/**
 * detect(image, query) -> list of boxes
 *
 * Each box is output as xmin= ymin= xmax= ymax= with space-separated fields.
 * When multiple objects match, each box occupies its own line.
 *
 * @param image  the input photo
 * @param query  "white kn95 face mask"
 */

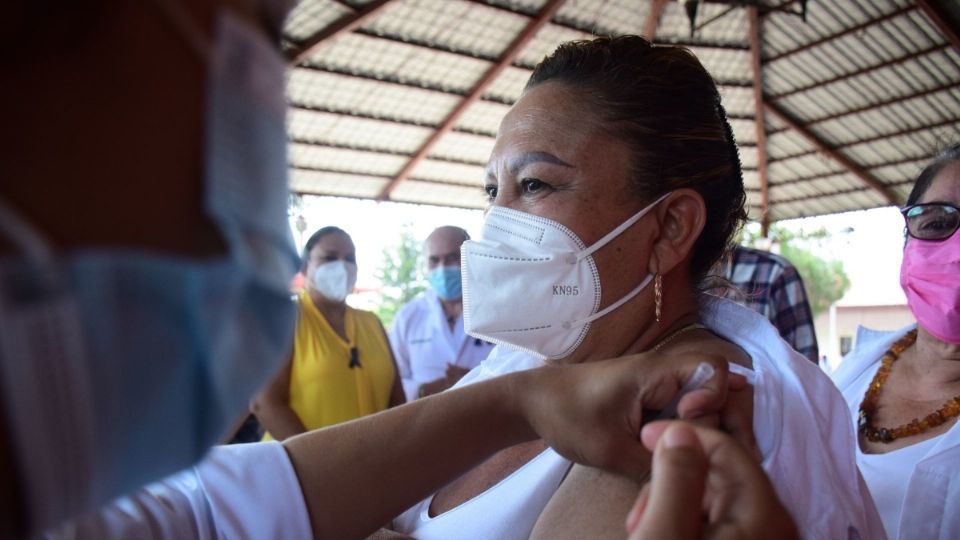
xmin=461 ymin=193 xmax=670 ymax=360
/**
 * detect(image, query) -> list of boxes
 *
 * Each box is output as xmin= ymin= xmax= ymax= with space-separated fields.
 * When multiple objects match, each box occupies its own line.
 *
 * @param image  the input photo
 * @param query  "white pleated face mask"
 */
xmin=461 ymin=193 xmax=670 ymax=360
xmin=312 ymin=260 xmax=358 ymax=302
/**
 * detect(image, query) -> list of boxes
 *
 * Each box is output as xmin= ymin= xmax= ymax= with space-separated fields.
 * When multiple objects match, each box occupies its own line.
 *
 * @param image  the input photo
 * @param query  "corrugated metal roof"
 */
xmin=281 ymin=0 xmax=960 ymax=221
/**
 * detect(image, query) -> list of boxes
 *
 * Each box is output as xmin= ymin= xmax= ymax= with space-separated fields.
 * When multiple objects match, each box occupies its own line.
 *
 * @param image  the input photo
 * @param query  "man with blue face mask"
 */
xmin=390 ymin=226 xmax=495 ymax=400
xmin=0 ymin=0 xmax=780 ymax=538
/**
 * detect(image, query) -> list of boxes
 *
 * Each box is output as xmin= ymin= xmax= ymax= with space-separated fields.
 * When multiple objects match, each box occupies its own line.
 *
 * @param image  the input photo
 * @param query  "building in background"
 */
xmin=815 ymin=290 xmax=913 ymax=374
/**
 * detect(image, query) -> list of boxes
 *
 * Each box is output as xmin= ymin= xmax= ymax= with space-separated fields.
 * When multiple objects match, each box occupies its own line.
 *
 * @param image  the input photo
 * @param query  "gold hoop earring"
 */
xmin=654 ymin=273 xmax=662 ymax=323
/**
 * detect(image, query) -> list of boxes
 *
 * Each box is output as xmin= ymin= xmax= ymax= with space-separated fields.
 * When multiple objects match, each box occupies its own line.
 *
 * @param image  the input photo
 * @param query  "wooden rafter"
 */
xmin=806 ymin=81 xmax=956 ymax=125
xmin=769 ymin=43 xmax=949 ymax=100
xmin=916 ymin=0 xmax=960 ymax=53
xmin=759 ymin=0 xmax=799 ymax=17
xmin=643 ymin=0 xmax=668 ymax=40
xmin=772 ymin=185 xmax=883 ymax=207
xmin=764 ymin=101 xmax=900 ymax=205
xmin=747 ymin=6 xmax=771 ymax=236
xmin=459 ymin=0 xmax=748 ymax=50
xmin=376 ymin=0 xmax=567 ymax=201
xmin=289 ymin=136 xmax=489 ymax=167
xmin=291 ymin=168 xmax=485 ymax=211
xmin=286 ymin=0 xmax=396 ymax=66
xmin=765 ymin=5 xmax=914 ymax=63
xmin=770 ymin=118 xmax=959 ymax=162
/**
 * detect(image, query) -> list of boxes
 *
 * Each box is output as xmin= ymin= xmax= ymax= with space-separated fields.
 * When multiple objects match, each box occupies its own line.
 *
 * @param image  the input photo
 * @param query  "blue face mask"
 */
xmin=0 ymin=6 xmax=297 ymax=532
xmin=428 ymin=266 xmax=463 ymax=301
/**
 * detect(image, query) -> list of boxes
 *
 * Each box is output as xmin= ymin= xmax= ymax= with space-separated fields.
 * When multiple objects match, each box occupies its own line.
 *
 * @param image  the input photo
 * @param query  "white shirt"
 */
xmin=395 ymin=296 xmax=884 ymax=540
xmin=858 ymin=437 xmax=938 ymax=538
xmin=389 ymin=289 xmax=495 ymax=401
xmin=831 ymin=324 xmax=960 ymax=540
xmin=46 ymin=442 xmax=311 ymax=539
xmin=393 ymin=347 xmax=566 ymax=540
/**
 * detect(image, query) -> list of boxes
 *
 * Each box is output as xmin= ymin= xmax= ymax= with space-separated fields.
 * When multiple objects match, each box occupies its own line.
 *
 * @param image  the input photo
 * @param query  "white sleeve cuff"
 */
xmin=195 ymin=442 xmax=313 ymax=539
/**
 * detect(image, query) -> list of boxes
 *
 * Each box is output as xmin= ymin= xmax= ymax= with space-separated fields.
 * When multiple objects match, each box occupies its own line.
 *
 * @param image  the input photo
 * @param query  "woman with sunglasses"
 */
xmin=830 ymin=143 xmax=960 ymax=540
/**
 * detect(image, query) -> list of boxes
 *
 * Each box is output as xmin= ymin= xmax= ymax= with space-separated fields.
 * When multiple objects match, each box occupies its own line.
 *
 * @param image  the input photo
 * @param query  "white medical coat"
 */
xmin=831 ymin=324 xmax=960 ymax=540
xmin=46 ymin=442 xmax=311 ymax=539
xmin=389 ymin=290 xmax=494 ymax=401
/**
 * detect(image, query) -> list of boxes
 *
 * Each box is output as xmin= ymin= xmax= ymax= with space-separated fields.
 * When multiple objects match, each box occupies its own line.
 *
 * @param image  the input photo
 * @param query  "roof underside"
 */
xmin=281 ymin=0 xmax=960 ymax=222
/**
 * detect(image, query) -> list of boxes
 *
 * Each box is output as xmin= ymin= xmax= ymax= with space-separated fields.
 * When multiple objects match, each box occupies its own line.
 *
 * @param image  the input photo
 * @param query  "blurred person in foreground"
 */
xmin=253 ymin=226 xmax=404 ymax=440
xmin=830 ymin=143 xmax=960 ymax=539
xmin=0 ymin=1 xmax=759 ymax=538
xmin=391 ymin=226 xmax=494 ymax=400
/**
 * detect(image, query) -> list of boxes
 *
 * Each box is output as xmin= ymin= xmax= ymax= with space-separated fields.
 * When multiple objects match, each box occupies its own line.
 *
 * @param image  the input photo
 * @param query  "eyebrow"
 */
xmin=485 ymin=151 xmax=574 ymax=179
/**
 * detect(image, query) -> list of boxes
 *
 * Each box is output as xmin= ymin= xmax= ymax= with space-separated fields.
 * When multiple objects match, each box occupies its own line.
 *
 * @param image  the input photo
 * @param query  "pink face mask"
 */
xmin=900 ymin=233 xmax=960 ymax=344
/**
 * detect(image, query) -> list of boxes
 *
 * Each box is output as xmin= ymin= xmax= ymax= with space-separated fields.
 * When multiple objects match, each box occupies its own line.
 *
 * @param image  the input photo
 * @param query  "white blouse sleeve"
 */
xmin=46 ymin=442 xmax=313 ymax=540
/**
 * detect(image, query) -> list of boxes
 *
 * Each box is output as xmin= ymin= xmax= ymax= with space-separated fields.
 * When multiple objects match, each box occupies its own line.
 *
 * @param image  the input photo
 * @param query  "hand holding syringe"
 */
xmin=655 ymin=359 xmax=758 ymax=469
xmin=656 ymin=362 xmax=717 ymax=420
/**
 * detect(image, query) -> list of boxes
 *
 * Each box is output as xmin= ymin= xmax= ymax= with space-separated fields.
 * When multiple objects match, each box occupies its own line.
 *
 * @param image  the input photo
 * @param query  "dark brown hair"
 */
xmin=302 ymin=226 xmax=350 ymax=271
xmin=906 ymin=143 xmax=960 ymax=206
xmin=525 ymin=36 xmax=746 ymax=281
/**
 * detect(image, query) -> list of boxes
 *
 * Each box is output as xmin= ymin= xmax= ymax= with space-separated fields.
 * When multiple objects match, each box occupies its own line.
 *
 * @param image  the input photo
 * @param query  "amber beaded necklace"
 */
xmin=858 ymin=329 xmax=960 ymax=443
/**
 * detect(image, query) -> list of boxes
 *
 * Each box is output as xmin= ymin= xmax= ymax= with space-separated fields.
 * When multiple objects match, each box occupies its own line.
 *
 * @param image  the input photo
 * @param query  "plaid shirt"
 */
xmin=719 ymin=246 xmax=820 ymax=363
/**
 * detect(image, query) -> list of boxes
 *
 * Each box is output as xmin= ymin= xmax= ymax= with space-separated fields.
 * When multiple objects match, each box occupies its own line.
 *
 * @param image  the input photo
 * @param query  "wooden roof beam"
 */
xmin=458 ymin=0 xmax=748 ymax=50
xmin=805 ymin=81 xmax=956 ymax=125
xmin=286 ymin=0 xmax=396 ymax=66
xmin=747 ymin=6 xmax=771 ymax=236
xmin=377 ymin=0 xmax=567 ymax=201
xmin=769 ymin=43 xmax=949 ymax=100
xmin=764 ymin=101 xmax=901 ymax=205
xmin=771 ymin=185 xmax=886 ymax=207
xmin=765 ymin=5 xmax=914 ymax=63
xmin=759 ymin=0 xmax=799 ymax=17
xmin=917 ymin=0 xmax=960 ymax=53
xmin=769 ymin=118 xmax=960 ymax=162
xmin=288 ymin=137 xmax=490 ymax=167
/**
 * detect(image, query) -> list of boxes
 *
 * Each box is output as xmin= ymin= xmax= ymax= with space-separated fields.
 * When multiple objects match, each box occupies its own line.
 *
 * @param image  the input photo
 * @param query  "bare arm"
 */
xmin=388 ymin=368 xmax=406 ymax=408
xmin=284 ymin=372 xmax=533 ymax=540
xmin=380 ymin=321 xmax=406 ymax=408
xmin=283 ymin=349 xmax=735 ymax=540
xmin=250 ymin=357 xmax=306 ymax=441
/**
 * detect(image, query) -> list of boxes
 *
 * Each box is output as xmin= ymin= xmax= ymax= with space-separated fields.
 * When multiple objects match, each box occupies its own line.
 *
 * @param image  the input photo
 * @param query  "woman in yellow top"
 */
xmin=254 ymin=226 xmax=404 ymax=440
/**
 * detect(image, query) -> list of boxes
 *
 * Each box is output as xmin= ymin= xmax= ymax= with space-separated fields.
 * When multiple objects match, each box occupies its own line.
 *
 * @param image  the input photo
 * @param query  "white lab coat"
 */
xmin=389 ymin=289 xmax=494 ymax=401
xmin=46 ymin=442 xmax=311 ymax=539
xmin=831 ymin=324 xmax=960 ymax=540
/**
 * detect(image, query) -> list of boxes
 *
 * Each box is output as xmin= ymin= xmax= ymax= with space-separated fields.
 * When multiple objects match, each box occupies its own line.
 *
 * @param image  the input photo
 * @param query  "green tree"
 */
xmin=742 ymin=225 xmax=850 ymax=317
xmin=375 ymin=226 xmax=425 ymax=328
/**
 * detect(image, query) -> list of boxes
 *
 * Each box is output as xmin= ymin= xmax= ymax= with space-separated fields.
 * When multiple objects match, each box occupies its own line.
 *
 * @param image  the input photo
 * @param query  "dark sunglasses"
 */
xmin=900 ymin=203 xmax=960 ymax=241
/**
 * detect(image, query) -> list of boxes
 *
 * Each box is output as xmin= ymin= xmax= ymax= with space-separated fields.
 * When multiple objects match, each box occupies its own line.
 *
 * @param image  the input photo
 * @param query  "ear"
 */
xmin=647 ymin=189 xmax=706 ymax=275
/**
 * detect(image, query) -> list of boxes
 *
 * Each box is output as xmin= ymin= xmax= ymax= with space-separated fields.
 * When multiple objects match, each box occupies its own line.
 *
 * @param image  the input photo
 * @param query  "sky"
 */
xmin=770 ymin=206 xmax=907 ymax=306
xmin=291 ymin=195 xmax=909 ymax=309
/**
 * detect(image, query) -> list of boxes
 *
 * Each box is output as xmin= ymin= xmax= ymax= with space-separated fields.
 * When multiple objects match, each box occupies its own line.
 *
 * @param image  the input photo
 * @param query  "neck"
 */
xmin=566 ymin=279 xmax=701 ymax=364
xmin=902 ymin=327 xmax=960 ymax=388
xmin=309 ymin=289 xmax=347 ymax=318
xmin=439 ymin=297 xmax=463 ymax=319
